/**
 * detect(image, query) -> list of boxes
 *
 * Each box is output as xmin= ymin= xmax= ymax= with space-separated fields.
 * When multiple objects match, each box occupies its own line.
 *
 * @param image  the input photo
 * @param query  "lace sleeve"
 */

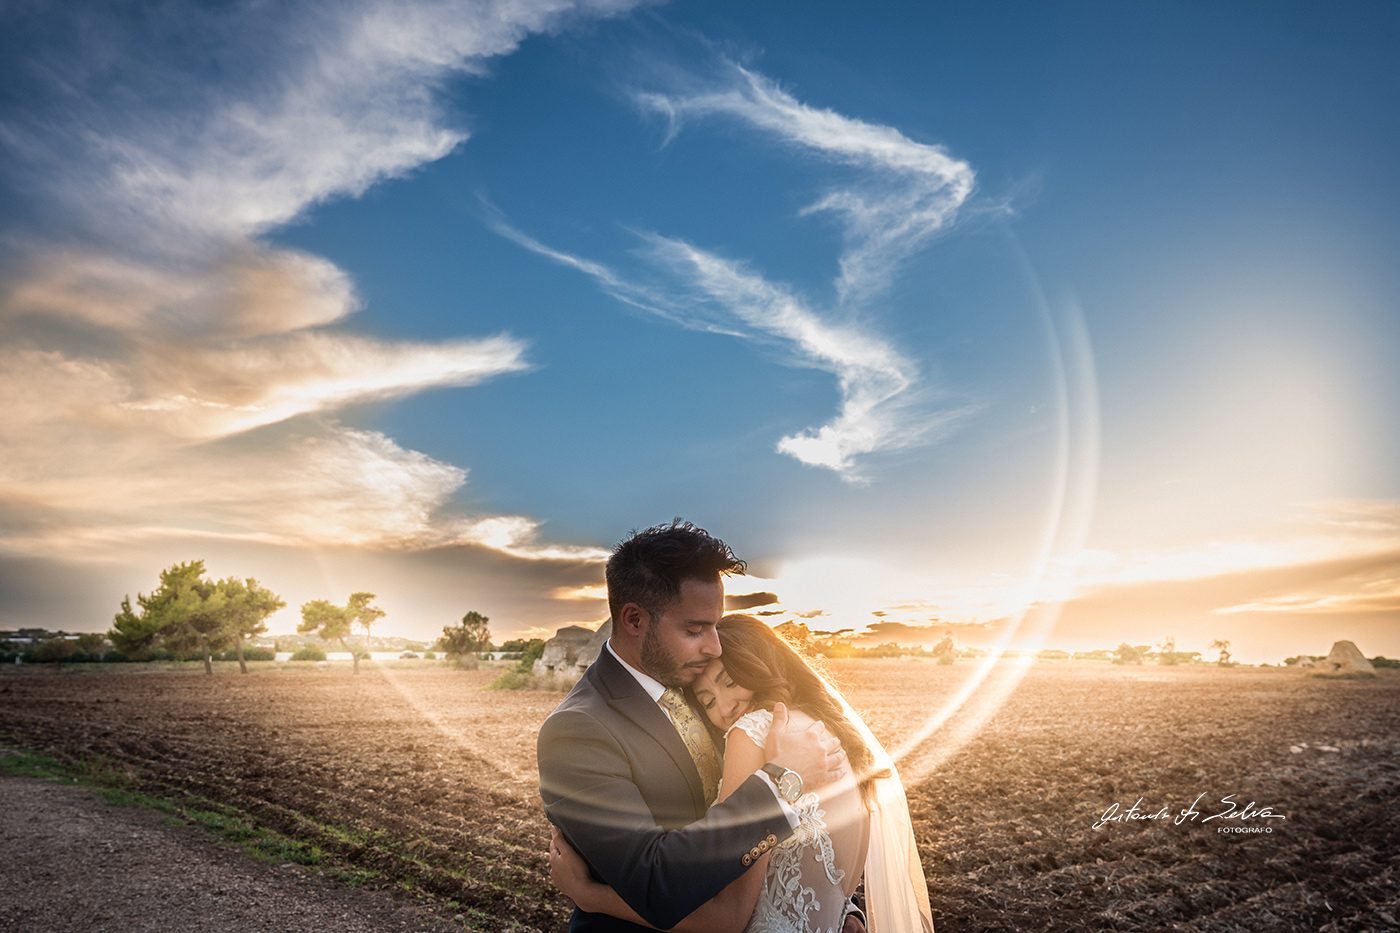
xmin=726 ymin=708 xmax=773 ymax=749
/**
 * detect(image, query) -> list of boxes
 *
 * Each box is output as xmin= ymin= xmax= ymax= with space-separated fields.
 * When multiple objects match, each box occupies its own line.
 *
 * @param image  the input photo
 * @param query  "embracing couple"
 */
xmin=537 ymin=520 xmax=934 ymax=933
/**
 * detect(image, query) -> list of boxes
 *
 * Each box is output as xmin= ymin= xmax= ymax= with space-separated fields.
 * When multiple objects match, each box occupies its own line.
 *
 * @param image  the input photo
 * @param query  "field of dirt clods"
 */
xmin=1 ymin=660 xmax=1396 ymax=932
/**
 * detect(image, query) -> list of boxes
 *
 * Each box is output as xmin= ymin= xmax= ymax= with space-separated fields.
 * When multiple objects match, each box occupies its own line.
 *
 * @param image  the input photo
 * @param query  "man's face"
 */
xmin=638 ymin=577 xmax=723 ymax=687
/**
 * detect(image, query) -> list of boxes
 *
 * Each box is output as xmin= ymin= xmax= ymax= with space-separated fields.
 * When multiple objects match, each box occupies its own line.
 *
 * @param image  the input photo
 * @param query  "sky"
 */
xmin=1 ymin=0 xmax=1397 ymax=665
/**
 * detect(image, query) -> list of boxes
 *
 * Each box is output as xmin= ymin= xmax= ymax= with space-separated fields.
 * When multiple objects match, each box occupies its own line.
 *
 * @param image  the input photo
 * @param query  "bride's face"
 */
xmin=692 ymin=659 xmax=755 ymax=731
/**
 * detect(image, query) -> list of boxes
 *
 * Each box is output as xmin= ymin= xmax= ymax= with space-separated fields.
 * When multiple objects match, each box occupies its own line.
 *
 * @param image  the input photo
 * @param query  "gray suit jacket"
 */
xmin=537 ymin=648 xmax=793 ymax=931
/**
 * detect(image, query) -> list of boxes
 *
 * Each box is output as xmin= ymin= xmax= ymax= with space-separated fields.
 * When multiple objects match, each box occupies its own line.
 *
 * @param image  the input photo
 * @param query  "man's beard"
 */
xmin=640 ymin=619 xmax=691 ymax=687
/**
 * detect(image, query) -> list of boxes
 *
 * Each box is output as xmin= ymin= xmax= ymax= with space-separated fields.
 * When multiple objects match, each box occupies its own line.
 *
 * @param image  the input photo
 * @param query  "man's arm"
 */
xmin=550 ymin=825 xmax=767 ymax=933
xmin=538 ymin=708 xmax=791 ymax=929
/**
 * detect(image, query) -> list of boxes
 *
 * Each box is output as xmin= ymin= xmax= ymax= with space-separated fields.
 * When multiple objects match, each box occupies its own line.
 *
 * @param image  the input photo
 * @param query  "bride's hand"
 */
xmin=549 ymin=825 xmax=604 ymax=911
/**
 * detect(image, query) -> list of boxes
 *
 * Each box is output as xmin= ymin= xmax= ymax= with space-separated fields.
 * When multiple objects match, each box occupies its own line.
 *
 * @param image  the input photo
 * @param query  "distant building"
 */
xmin=534 ymin=621 xmax=611 ymax=677
xmin=1306 ymin=640 xmax=1377 ymax=678
xmin=0 ymin=628 xmax=77 ymax=646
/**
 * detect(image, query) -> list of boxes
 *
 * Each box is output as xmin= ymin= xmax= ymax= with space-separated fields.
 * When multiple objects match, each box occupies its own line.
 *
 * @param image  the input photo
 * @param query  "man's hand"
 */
xmin=764 ymin=701 xmax=848 ymax=791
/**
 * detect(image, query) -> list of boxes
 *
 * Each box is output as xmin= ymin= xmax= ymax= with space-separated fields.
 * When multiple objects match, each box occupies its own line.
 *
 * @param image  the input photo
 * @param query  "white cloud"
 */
xmin=2 ymin=244 xmax=358 ymax=335
xmin=638 ymin=64 xmax=975 ymax=304
xmin=0 ymin=0 xmax=642 ymax=568
xmin=640 ymin=236 xmax=941 ymax=476
xmin=114 ymin=331 xmax=530 ymax=439
xmin=498 ymin=223 xmax=967 ymax=481
xmin=495 ymin=62 xmax=977 ymax=480
xmin=1 ymin=423 xmax=605 ymax=561
xmin=9 ymin=0 xmax=646 ymax=244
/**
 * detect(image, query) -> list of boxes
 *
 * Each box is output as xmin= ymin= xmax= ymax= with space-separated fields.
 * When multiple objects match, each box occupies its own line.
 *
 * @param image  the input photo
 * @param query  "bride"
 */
xmin=550 ymin=613 xmax=934 ymax=933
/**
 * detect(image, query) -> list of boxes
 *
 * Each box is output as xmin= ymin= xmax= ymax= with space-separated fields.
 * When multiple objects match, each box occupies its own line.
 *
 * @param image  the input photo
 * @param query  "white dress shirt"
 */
xmin=604 ymin=639 xmax=799 ymax=827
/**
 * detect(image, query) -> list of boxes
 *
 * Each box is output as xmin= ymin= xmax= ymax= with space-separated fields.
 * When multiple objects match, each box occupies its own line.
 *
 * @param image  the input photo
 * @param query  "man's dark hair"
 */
xmin=606 ymin=519 xmax=746 ymax=622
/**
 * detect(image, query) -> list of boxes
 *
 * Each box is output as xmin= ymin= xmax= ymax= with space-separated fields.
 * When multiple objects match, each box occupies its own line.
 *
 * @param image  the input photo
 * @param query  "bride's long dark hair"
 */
xmin=712 ymin=614 xmax=889 ymax=807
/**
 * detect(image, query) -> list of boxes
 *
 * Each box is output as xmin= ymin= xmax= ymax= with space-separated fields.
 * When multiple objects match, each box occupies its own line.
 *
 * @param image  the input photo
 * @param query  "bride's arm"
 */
xmin=717 ymin=721 xmax=767 ymax=802
xmin=551 ymin=824 xmax=767 ymax=933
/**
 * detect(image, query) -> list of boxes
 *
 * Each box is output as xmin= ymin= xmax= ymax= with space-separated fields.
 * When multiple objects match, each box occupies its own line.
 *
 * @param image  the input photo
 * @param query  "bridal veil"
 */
xmin=820 ymin=671 xmax=935 ymax=933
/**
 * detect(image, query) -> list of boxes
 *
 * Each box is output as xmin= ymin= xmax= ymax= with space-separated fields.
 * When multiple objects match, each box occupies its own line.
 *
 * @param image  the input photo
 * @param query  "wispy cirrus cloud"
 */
xmin=495 ymin=62 xmax=976 ymax=480
xmin=638 ymin=236 xmax=953 ymax=474
xmin=638 ymin=64 xmax=975 ymax=305
xmin=0 ymin=0 xmax=642 ymax=569
xmin=4 ymin=0 xmax=645 ymax=244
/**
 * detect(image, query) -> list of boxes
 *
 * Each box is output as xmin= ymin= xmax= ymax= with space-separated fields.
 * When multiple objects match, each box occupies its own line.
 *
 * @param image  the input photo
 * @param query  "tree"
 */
xmin=74 ymin=632 xmax=108 ymax=661
xmin=29 ymin=637 xmax=77 ymax=663
xmin=1113 ymin=642 xmax=1144 ymax=665
xmin=347 ymin=592 xmax=386 ymax=662
xmin=109 ymin=560 xmax=231 ymax=673
xmin=221 ymin=577 xmax=285 ymax=674
xmin=109 ymin=562 xmax=202 ymax=660
xmin=438 ymin=611 xmax=492 ymax=661
xmin=1210 ymin=639 xmax=1233 ymax=666
xmin=515 ymin=637 xmax=547 ymax=673
xmin=110 ymin=595 xmax=153 ymax=656
xmin=161 ymin=575 xmax=234 ymax=675
xmin=299 ymin=599 xmax=356 ymax=670
xmin=300 ymin=593 xmax=384 ymax=673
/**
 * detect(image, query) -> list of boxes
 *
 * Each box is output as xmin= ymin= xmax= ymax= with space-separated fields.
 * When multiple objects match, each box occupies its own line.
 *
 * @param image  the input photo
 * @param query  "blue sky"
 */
xmin=2 ymin=0 xmax=1397 ymax=663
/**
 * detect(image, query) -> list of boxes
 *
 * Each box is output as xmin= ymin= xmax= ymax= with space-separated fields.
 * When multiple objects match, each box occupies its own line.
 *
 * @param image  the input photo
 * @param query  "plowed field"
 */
xmin=1 ymin=661 xmax=1396 ymax=932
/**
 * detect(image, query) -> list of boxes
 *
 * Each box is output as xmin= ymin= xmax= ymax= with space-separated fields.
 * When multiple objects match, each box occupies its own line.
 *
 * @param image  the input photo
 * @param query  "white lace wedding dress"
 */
xmin=727 ymin=709 xmax=870 ymax=933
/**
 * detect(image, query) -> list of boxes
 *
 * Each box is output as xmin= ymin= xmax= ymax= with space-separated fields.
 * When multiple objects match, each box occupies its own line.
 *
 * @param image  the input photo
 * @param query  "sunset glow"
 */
xmin=1 ymin=2 xmax=1396 ymax=668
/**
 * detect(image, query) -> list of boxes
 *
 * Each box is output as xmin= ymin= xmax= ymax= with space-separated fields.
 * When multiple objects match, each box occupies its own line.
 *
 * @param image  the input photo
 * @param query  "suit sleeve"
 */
xmin=538 ymin=707 xmax=793 ymax=929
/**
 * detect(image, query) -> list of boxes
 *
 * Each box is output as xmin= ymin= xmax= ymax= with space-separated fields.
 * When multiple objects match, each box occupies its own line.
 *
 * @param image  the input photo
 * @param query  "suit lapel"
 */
xmin=592 ymin=648 xmax=707 ymax=813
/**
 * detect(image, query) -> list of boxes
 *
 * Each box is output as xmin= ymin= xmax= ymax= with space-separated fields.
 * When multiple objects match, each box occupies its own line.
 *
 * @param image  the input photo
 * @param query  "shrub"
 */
xmin=26 ymin=638 xmax=78 ymax=663
xmin=422 ymin=650 xmax=436 ymax=660
xmin=515 ymin=638 xmax=547 ymax=673
xmin=487 ymin=669 xmax=576 ymax=692
xmin=1371 ymin=656 xmax=1400 ymax=669
xmin=290 ymin=646 xmax=327 ymax=661
xmin=214 ymin=646 xmax=276 ymax=662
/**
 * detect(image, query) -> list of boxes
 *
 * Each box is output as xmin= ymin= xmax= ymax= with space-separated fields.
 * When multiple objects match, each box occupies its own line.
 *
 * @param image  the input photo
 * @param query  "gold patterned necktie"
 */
xmin=659 ymin=687 xmax=722 ymax=806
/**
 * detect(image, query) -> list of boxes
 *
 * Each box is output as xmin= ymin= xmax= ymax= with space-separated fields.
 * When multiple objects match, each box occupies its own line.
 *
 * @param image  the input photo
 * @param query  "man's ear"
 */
xmin=617 ymin=602 xmax=649 ymax=637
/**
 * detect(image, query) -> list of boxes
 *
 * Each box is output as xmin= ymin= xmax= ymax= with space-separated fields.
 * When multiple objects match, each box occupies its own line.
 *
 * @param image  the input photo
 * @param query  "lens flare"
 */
xmin=890 ymin=238 xmax=1101 ymax=786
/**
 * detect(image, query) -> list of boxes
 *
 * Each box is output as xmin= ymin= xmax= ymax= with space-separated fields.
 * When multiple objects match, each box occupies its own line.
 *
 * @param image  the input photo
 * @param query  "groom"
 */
xmin=537 ymin=520 xmax=849 ymax=932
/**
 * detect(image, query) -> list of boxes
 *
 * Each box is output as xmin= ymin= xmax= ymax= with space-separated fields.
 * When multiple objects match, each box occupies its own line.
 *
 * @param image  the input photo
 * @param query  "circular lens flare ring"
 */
xmin=891 ymin=240 xmax=1100 ymax=784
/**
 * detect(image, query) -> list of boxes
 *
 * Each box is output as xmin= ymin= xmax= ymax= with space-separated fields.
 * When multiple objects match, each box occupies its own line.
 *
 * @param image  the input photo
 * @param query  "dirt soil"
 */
xmin=0 ymin=775 xmax=462 ymax=933
xmin=1 ymin=660 xmax=1397 ymax=932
